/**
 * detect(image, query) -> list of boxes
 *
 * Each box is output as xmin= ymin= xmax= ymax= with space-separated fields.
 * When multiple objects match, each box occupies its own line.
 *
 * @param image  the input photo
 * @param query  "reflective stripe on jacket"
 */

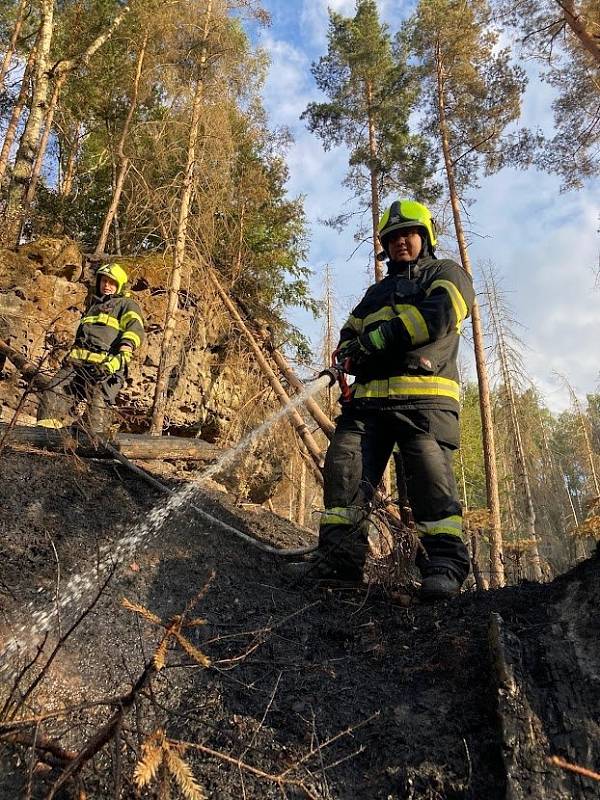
xmin=72 ymin=293 xmax=145 ymax=358
xmin=340 ymin=256 xmax=473 ymax=411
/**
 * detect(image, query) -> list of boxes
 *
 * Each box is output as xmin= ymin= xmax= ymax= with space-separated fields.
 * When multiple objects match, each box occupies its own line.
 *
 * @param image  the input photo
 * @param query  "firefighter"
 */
xmin=36 ymin=263 xmax=144 ymax=434
xmin=292 ymin=200 xmax=474 ymax=601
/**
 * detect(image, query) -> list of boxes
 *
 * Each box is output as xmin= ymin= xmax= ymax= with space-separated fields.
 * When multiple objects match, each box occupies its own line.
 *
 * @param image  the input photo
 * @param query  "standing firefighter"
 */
xmin=37 ymin=263 xmax=144 ymax=434
xmin=294 ymin=200 xmax=474 ymax=600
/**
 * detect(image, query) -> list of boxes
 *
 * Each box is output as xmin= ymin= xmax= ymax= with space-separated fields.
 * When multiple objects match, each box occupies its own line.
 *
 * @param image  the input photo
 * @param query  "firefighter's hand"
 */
xmin=340 ymin=329 xmax=385 ymax=367
xmin=102 ymin=350 xmax=131 ymax=375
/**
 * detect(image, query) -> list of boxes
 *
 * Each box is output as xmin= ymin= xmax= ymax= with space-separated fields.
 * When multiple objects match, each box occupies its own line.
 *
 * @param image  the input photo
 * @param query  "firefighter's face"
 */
xmin=387 ymin=227 xmax=423 ymax=261
xmin=99 ymin=275 xmax=118 ymax=295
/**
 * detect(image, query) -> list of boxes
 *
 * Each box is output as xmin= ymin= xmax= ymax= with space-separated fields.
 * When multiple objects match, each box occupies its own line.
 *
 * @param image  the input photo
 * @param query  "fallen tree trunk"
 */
xmin=0 ymin=423 xmax=221 ymax=461
xmin=258 ymin=325 xmax=335 ymax=439
xmin=207 ymin=269 xmax=324 ymax=482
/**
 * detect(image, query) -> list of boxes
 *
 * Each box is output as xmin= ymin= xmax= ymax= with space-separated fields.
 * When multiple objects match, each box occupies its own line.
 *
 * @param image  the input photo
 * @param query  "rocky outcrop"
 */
xmin=0 ymin=238 xmax=288 ymax=501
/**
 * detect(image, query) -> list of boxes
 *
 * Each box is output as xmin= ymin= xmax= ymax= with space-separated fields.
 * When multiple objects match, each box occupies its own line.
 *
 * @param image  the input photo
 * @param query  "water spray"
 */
xmin=1 ymin=373 xmax=332 ymax=674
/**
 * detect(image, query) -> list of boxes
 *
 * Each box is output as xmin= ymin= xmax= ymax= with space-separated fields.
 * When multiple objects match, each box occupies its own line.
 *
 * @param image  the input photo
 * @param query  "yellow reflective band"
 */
xmin=417 ymin=515 xmax=464 ymax=540
xmin=80 ymin=312 xmax=120 ymax=331
xmin=353 ymin=375 xmax=460 ymax=402
xmin=36 ymin=418 xmax=65 ymax=429
xmin=397 ymin=306 xmax=429 ymax=345
xmin=120 ymin=330 xmax=141 ymax=348
xmin=320 ymin=506 xmax=364 ymax=527
xmin=362 ymin=306 xmax=395 ymax=329
xmin=342 ymin=314 xmax=363 ymax=334
xmin=69 ymin=348 xmax=106 ymax=364
xmin=427 ymin=280 xmax=468 ymax=331
xmin=120 ymin=310 xmax=144 ymax=329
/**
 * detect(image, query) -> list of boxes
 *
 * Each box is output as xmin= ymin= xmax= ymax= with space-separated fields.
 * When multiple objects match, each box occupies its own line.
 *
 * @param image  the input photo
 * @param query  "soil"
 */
xmin=1 ymin=445 xmax=599 ymax=800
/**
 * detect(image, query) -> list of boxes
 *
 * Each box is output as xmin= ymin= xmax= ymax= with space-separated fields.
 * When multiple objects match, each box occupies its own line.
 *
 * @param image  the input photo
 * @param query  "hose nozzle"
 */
xmin=317 ymin=367 xmax=339 ymax=388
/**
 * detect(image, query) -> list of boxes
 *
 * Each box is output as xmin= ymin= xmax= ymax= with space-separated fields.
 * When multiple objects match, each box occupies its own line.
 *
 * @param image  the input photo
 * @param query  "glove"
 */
xmin=102 ymin=349 xmax=132 ymax=375
xmin=340 ymin=328 xmax=386 ymax=368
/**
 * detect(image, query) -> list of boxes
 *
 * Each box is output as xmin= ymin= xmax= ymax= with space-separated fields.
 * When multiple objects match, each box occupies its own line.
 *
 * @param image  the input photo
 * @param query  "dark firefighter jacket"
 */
xmin=339 ymin=255 xmax=474 ymax=413
xmin=69 ymin=292 xmax=145 ymax=365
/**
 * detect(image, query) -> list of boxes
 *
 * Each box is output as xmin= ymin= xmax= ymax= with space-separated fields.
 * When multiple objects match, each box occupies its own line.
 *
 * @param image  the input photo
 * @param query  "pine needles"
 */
xmin=135 ymin=729 xmax=206 ymax=800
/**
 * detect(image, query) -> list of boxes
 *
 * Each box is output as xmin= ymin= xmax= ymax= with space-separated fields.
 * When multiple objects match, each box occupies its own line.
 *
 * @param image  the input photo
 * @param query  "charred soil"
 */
xmin=1 ymin=447 xmax=599 ymax=799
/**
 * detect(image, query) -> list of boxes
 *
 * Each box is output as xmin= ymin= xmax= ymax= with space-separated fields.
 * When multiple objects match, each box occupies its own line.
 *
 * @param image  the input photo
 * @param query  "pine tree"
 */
xmin=302 ymin=0 xmax=437 ymax=282
xmin=495 ymin=0 xmax=600 ymax=187
xmin=405 ymin=0 xmax=531 ymax=586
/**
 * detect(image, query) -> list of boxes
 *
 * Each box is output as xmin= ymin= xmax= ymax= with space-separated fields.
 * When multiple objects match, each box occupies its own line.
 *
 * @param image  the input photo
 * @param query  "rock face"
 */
xmin=0 ymin=238 xmax=288 ymax=501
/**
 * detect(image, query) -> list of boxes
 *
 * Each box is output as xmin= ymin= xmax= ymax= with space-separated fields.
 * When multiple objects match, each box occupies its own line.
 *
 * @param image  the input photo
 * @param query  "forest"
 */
xmin=0 ymin=1 xmax=599 ymax=799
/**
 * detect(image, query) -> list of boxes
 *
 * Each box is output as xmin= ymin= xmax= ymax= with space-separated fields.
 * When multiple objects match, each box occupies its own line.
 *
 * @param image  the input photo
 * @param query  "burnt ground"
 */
xmin=1 ymin=446 xmax=599 ymax=800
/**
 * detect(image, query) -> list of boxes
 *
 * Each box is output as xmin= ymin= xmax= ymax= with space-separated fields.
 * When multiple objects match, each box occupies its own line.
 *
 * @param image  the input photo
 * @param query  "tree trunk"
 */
xmin=365 ymin=79 xmax=384 ymax=283
xmin=459 ymin=436 xmax=489 ymax=591
xmin=322 ymin=263 xmax=336 ymax=418
xmin=3 ymin=0 xmax=54 ymax=244
xmin=0 ymin=0 xmax=28 ymax=89
xmin=288 ymin=458 xmax=295 ymax=521
xmin=0 ymin=37 xmax=37 ymax=188
xmin=564 ymin=380 xmax=600 ymax=498
xmin=207 ymin=269 xmax=325 ymax=480
xmin=24 ymin=71 xmax=67 ymax=206
xmin=60 ymin=124 xmax=82 ymax=197
xmin=471 ymin=530 xmax=489 ymax=591
xmin=0 ymin=424 xmax=222 ymax=461
xmin=435 ymin=39 xmax=505 ymax=588
xmin=4 ymin=0 xmax=131 ymax=240
xmin=150 ymin=1 xmax=211 ymax=435
xmin=297 ymin=455 xmax=306 ymax=526
xmin=559 ymin=0 xmax=600 ymax=66
xmin=94 ymin=33 xmax=148 ymax=256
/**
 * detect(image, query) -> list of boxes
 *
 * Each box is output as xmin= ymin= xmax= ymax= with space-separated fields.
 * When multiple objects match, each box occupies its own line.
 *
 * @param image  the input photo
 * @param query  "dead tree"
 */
xmin=560 ymin=374 xmax=600 ymax=499
xmin=1 ymin=0 xmax=54 ymax=243
xmin=93 ymin=32 xmax=149 ymax=256
xmin=484 ymin=270 xmax=543 ymax=581
xmin=149 ymin=0 xmax=212 ymax=435
xmin=3 ymin=1 xmax=131 ymax=244
xmin=0 ymin=0 xmax=28 ymax=89
xmin=207 ymin=269 xmax=325 ymax=481
xmin=435 ymin=40 xmax=505 ymax=587
xmin=0 ymin=34 xmax=38 ymax=187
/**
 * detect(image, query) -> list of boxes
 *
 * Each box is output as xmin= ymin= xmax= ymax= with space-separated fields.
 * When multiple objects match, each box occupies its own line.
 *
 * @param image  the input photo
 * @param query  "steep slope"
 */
xmin=1 ymin=447 xmax=599 ymax=800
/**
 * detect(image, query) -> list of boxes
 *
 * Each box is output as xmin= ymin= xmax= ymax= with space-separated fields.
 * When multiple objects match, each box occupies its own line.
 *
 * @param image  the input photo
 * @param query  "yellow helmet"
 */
xmin=378 ymin=200 xmax=437 ymax=253
xmin=96 ymin=262 xmax=128 ymax=295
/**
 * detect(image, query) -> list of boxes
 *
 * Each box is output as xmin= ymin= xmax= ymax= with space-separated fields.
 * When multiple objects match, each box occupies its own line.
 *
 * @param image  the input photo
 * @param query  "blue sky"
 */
xmin=251 ymin=0 xmax=599 ymax=413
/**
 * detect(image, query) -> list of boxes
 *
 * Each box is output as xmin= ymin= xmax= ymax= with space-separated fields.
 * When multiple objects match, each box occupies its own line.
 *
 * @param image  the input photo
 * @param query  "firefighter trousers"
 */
xmin=37 ymin=363 xmax=124 ymax=434
xmin=319 ymin=407 xmax=470 ymax=582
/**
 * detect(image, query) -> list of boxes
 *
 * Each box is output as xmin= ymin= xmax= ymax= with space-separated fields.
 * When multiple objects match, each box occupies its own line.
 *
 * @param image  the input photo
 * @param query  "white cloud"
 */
xmin=258 ymin=4 xmax=600 ymax=410
xmin=260 ymin=35 xmax=313 ymax=120
xmin=471 ymin=171 xmax=599 ymax=412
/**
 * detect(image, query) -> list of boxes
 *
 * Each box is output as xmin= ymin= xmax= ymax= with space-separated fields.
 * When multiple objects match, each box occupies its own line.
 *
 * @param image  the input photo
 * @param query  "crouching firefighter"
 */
xmin=36 ymin=263 xmax=144 ymax=435
xmin=290 ymin=200 xmax=474 ymax=601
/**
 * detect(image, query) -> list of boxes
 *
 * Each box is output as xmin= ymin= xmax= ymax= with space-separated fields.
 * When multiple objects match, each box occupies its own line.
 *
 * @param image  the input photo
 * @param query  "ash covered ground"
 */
xmin=1 ymin=447 xmax=599 ymax=799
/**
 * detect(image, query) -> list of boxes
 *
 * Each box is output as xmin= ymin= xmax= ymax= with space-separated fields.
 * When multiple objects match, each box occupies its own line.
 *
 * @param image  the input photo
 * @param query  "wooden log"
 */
xmin=0 ymin=423 xmax=221 ymax=461
xmin=113 ymin=433 xmax=220 ymax=461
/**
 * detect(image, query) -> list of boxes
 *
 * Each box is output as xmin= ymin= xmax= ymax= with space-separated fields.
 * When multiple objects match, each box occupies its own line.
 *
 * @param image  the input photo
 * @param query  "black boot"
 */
xmin=420 ymin=568 xmax=461 ymax=602
xmin=283 ymin=553 xmax=363 ymax=586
